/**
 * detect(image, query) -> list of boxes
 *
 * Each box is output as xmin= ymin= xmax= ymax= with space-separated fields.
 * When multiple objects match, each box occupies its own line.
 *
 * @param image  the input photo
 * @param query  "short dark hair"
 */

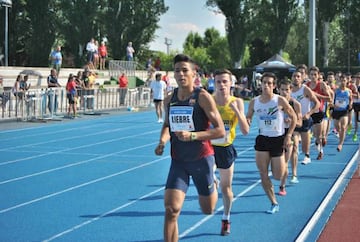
xmin=173 ymin=54 xmax=196 ymax=66
xmin=279 ymin=79 xmax=292 ymax=86
xmin=214 ymin=69 xmax=232 ymax=78
xmin=261 ymin=72 xmax=277 ymax=83
xmin=155 ymin=73 xmax=162 ymax=79
xmin=296 ymin=64 xmax=308 ymax=72
xmin=309 ymin=66 xmax=320 ymax=73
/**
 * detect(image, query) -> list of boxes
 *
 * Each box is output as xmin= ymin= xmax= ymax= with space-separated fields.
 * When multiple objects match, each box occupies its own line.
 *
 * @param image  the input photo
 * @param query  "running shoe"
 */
xmin=301 ymin=157 xmax=311 ymax=165
xmin=347 ymin=124 xmax=352 ymax=135
xmin=290 ymin=176 xmax=299 ymax=184
xmin=266 ymin=204 xmax=279 ymax=214
xmin=220 ymin=220 xmax=231 ymax=236
xmin=316 ymin=152 xmax=323 ymax=160
xmin=353 ymin=134 xmax=358 ymax=142
xmin=279 ymin=186 xmax=287 ymax=196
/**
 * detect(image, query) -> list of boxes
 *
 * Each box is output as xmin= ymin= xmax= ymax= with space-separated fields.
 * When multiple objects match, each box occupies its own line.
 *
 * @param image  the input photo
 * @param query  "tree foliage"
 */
xmin=183 ymin=27 xmax=231 ymax=73
xmin=0 ymin=0 xmax=359 ymax=70
xmin=0 ymin=0 xmax=167 ymax=67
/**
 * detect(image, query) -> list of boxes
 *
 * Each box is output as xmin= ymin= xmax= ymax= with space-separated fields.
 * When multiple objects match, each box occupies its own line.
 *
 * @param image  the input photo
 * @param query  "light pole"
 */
xmin=165 ymin=37 xmax=172 ymax=55
xmin=1 ymin=0 xmax=12 ymax=66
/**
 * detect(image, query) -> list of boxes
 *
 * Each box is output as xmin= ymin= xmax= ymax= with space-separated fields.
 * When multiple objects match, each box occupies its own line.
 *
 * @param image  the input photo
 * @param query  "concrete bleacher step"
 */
xmin=0 ymin=66 xmax=111 ymax=88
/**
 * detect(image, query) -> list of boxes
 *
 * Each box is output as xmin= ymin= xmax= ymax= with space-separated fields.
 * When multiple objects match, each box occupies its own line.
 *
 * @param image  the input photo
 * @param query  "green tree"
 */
xmin=57 ymin=0 xmax=101 ymax=67
xmin=183 ymin=28 xmax=230 ymax=72
xmin=206 ymin=0 xmax=251 ymax=68
xmin=104 ymin=0 xmax=168 ymax=63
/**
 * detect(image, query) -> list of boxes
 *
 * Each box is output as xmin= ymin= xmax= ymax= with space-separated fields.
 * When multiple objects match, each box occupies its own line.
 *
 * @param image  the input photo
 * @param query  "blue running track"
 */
xmin=0 ymin=108 xmax=358 ymax=242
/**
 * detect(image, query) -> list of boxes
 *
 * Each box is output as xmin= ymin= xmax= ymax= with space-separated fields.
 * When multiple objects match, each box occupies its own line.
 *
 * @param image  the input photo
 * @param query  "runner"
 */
xmin=278 ymin=79 xmax=302 ymax=195
xmin=154 ymin=54 xmax=225 ymax=242
xmin=211 ymin=69 xmax=249 ymax=235
xmin=246 ymin=72 xmax=297 ymax=214
xmin=291 ymin=70 xmax=320 ymax=165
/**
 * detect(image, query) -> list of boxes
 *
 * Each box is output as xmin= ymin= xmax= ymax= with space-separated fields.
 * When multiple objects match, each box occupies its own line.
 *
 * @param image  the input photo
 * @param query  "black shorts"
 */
xmin=295 ymin=118 xmax=313 ymax=132
xmin=153 ymin=99 xmax=163 ymax=103
xmin=331 ymin=110 xmax=348 ymax=120
xmin=67 ymin=93 xmax=75 ymax=104
xmin=311 ymin=112 xmax=324 ymax=124
xmin=213 ymin=144 xmax=237 ymax=169
xmin=353 ymin=103 xmax=360 ymax=112
xmin=254 ymin=135 xmax=285 ymax=157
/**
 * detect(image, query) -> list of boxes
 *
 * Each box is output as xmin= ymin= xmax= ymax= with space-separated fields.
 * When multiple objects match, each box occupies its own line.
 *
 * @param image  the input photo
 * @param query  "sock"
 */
xmin=222 ymin=214 xmax=230 ymax=221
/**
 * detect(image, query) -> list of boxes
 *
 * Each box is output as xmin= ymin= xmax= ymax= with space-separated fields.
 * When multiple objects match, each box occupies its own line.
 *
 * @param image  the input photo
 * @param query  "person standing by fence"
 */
xmin=150 ymin=73 xmax=167 ymax=123
xmin=47 ymin=68 xmax=61 ymax=114
xmin=66 ymin=74 xmax=77 ymax=118
xmin=50 ymin=46 xmax=62 ymax=75
xmin=119 ymin=73 xmax=128 ymax=105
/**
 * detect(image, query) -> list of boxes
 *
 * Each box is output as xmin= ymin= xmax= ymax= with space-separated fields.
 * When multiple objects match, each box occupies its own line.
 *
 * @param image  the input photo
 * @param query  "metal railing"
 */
xmin=108 ymin=60 xmax=148 ymax=82
xmin=0 ymin=86 xmax=152 ymax=121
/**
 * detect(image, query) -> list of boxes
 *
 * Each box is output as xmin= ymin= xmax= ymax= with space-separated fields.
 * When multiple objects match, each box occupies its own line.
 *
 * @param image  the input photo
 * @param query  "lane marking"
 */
xmin=42 ymin=186 xmax=165 ymax=242
xmin=0 ymin=129 xmax=158 ymax=166
xmin=0 ymin=142 xmax=157 ymax=185
xmin=295 ymin=150 xmax=359 ymax=242
xmin=179 ymin=179 xmax=262 ymax=238
xmin=0 ymin=156 xmax=169 ymax=214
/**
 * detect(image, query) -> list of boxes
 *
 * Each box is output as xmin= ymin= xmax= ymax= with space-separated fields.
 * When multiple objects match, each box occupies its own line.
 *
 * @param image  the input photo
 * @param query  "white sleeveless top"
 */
xmin=254 ymin=94 xmax=285 ymax=137
xmin=291 ymin=85 xmax=311 ymax=116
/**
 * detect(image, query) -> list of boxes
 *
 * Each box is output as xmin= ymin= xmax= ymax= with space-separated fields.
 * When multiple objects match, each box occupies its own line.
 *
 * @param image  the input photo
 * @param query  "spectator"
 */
xmin=150 ymin=73 xmax=167 ymax=123
xmin=205 ymin=72 xmax=215 ymax=94
xmin=118 ymin=73 xmax=128 ymax=105
xmin=98 ymin=41 xmax=108 ymax=70
xmin=66 ymin=74 xmax=77 ymax=118
xmin=93 ymin=40 xmax=100 ymax=69
xmin=20 ymin=75 xmax=31 ymax=92
xmin=126 ymin=42 xmax=135 ymax=61
xmin=0 ymin=76 xmax=9 ymax=110
xmin=12 ymin=74 xmax=23 ymax=99
xmin=50 ymin=46 xmax=62 ymax=75
xmin=162 ymin=71 xmax=172 ymax=93
xmin=154 ymin=56 xmax=161 ymax=71
xmin=47 ymin=68 xmax=61 ymax=114
xmin=194 ymin=72 xmax=202 ymax=88
xmin=86 ymin=38 xmax=96 ymax=69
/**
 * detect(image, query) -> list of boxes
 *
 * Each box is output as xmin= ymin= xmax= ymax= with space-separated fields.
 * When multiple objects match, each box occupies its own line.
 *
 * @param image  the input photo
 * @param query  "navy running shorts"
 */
xmin=295 ymin=117 xmax=313 ymax=132
xmin=213 ymin=144 xmax=237 ymax=169
xmin=165 ymin=156 xmax=216 ymax=196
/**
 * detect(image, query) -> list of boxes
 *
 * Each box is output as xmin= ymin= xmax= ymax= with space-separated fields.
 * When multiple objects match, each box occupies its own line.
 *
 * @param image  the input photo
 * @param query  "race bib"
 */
xmin=211 ymin=124 xmax=230 ymax=145
xmin=259 ymin=115 xmax=278 ymax=132
xmin=169 ymin=106 xmax=195 ymax=131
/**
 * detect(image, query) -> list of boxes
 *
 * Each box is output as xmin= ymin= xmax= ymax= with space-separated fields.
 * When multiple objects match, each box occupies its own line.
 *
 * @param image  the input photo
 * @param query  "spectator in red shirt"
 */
xmin=119 ymin=73 xmax=128 ymax=105
xmin=98 ymin=42 xmax=108 ymax=70
xmin=66 ymin=74 xmax=77 ymax=118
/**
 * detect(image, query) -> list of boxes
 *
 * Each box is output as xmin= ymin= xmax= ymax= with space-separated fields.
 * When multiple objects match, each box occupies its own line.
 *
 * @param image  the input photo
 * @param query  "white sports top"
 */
xmin=291 ymin=85 xmax=311 ymax=116
xmin=254 ymin=94 xmax=285 ymax=137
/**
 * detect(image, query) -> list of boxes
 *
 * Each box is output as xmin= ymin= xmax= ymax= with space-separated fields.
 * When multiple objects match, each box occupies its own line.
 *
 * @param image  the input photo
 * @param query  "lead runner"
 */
xmin=155 ymin=54 xmax=225 ymax=242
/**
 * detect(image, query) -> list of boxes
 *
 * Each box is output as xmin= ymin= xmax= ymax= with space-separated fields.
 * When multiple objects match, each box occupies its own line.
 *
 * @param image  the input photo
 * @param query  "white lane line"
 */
xmin=295 ymin=150 xmax=359 ymax=242
xmin=0 ymin=129 xmax=158 ymax=166
xmin=0 ymin=156 xmax=169 ymax=214
xmin=0 ymin=142 xmax=157 ymax=185
xmin=42 ymin=186 xmax=165 ymax=242
xmin=179 ymin=179 xmax=262 ymax=239
xmin=0 ymin=122 xmax=153 ymax=153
